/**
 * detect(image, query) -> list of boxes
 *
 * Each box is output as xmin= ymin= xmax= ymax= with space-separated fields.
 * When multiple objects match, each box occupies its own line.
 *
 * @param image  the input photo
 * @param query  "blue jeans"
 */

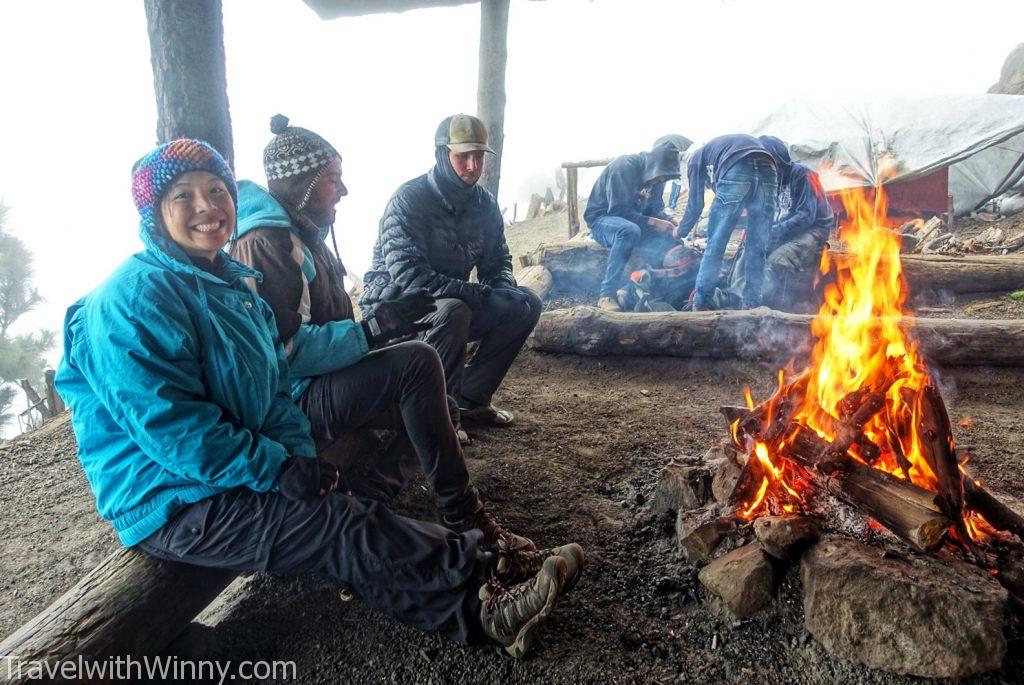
xmin=590 ymin=215 xmax=675 ymax=298
xmin=694 ymin=155 xmax=777 ymax=308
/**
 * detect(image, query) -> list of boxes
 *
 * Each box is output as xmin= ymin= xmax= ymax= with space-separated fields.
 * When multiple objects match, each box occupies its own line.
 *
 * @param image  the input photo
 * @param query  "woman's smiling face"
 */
xmin=159 ymin=170 xmax=235 ymax=261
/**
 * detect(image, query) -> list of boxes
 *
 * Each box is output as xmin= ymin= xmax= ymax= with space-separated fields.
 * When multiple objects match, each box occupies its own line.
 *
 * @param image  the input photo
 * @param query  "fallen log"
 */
xmin=525 ymin=242 xmax=1024 ymax=296
xmin=0 ymin=548 xmax=235 ymax=683
xmin=517 ymin=264 xmax=553 ymax=300
xmin=529 ymin=307 xmax=1024 ymax=367
xmin=0 ymin=432 xmax=377 ymax=681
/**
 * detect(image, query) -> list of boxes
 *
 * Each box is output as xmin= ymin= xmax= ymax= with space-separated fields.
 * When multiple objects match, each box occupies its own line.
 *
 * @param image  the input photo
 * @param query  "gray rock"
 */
xmin=801 ymin=537 xmax=1007 ymax=678
xmin=753 ymin=515 xmax=820 ymax=560
xmin=651 ymin=460 xmax=711 ymax=514
xmin=708 ymin=446 xmax=743 ymax=505
xmin=698 ymin=542 xmax=774 ymax=617
xmin=676 ymin=506 xmax=734 ymax=563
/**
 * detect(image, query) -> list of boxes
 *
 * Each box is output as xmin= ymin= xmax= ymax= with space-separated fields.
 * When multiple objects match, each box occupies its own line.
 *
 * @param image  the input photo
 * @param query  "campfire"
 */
xmin=642 ymin=180 xmax=1024 ymax=677
xmin=721 ymin=182 xmax=1022 ymax=560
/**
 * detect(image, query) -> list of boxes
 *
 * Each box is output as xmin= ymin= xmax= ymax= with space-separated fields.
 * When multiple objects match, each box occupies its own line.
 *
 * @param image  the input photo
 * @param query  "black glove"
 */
xmin=277 ymin=457 xmax=340 ymax=501
xmin=361 ymin=289 xmax=436 ymax=346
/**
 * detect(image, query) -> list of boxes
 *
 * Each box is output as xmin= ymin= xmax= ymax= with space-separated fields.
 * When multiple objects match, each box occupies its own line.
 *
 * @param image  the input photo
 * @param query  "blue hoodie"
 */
xmin=56 ymin=217 xmax=315 ymax=547
xmin=757 ymin=136 xmax=834 ymax=242
xmin=677 ymin=134 xmax=771 ymax=238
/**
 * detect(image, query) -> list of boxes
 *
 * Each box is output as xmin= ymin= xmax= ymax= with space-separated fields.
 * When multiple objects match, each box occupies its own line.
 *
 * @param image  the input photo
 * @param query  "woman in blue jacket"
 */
xmin=55 ymin=139 xmax=583 ymax=658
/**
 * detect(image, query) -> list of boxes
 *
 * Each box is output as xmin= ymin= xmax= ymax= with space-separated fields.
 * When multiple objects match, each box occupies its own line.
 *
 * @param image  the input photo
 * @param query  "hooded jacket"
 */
xmin=677 ymin=134 xmax=772 ymax=238
xmin=756 ymin=136 xmax=834 ymax=243
xmin=55 ymin=217 xmax=315 ymax=547
xmin=359 ymin=154 xmax=515 ymax=315
xmin=583 ymin=144 xmax=681 ymax=227
xmin=232 ymin=181 xmax=369 ymax=398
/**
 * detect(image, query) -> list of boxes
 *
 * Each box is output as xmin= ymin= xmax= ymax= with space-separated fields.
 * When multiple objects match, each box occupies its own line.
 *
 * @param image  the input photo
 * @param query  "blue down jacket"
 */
xmin=55 ymin=221 xmax=315 ymax=547
xmin=359 ymin=165 xmax=515 ymax=315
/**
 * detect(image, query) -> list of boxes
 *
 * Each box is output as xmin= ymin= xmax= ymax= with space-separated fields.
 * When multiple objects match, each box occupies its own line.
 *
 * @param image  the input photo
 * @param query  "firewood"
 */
xmin=963 ymin=477 xmax=1024 ymax=540
xmin=916 ymin=384 xmax=965 ymax=522
xmin=786 ymin=425 xmax=952 ymax=551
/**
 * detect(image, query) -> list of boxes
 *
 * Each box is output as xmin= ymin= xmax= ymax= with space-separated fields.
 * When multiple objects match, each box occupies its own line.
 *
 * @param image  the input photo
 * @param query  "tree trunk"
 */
xmin=476 ymin=0 xmax=509 ymax=198
xmin=144 ymin=0 xmax=234 ymax=165
xmin=525 ymin=242 xmax=1024 ymax=297
xmin=528 ymin=307 xmax=1024 ymax=367
xmin=0 ymin=548 xmax=235 ymax=683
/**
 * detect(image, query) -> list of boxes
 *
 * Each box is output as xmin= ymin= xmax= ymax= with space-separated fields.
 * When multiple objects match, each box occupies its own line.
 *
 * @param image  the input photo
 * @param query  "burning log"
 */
xmin=722 ymin=400 xmax=953 ymax=552
xmin=529 ymin=308 xmax=1024 ymax=367
xmin=963 ymin=477 xmax=1024 ymax=540
xmin=785 ymin=425 xmax=952 ymax=551
xmin=915 ymin=384 xmax=965 ymax=521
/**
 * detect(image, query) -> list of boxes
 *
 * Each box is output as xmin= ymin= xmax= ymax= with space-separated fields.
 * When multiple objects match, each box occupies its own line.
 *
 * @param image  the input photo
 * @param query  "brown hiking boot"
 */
xmin=479 ymin=556 xmax=568 ymax=658
xmin=451 ymin=500 xmax=536 ymax=552
xmin=492 ymin=540 xmax=586 ymax=595
xmin=597 ymin=296 xmax=622 ymax=312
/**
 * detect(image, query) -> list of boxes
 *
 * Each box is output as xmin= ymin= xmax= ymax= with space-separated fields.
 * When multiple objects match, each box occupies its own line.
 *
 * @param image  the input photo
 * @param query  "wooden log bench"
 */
xmin=528 ymin=307 xmax=1024 ymax=367
xmin=524 ymin=242 xmax=1024 ymax=297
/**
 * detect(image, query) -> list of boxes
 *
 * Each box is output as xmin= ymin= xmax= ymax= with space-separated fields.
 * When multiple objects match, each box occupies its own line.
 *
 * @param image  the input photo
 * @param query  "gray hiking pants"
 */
xmin=138 ymin=487 xmax=495 ymax=643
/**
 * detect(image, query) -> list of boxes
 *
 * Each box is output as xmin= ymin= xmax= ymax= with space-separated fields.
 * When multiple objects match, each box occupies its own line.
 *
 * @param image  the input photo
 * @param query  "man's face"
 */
xmin=307 ymin=158 xmax=347 ymax=226
xmin=448 ymin=149 xmax=485 ymax=185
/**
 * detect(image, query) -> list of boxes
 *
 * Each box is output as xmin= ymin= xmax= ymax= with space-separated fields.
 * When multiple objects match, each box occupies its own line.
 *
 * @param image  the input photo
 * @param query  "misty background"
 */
xmin=0 ymin=0 xmax=1021 ymax=435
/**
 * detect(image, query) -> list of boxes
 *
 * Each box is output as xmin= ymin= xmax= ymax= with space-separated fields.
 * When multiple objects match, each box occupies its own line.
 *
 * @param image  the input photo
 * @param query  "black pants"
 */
xmin=418 ymin=287 xmax=542 ymax=407
xmin=138 ymin=488 xmax=495 ymax=643
xmin=297 ymin=341 xmax=477 ymax=521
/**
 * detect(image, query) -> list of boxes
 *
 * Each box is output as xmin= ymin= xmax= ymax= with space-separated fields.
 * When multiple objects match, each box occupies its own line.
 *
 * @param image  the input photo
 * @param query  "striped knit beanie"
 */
xmin=131 ymin=139 xmax=237 ymax=228
xmin=263 ymin=114 xmax=340 ymax=211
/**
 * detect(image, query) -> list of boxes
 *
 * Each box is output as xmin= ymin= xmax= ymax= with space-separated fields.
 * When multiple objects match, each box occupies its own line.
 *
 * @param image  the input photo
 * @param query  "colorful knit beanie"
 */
xmin=131 ymin=139 xmax=237 ymax=232
xmin=263 ymin=114 xmax=340 ymax=211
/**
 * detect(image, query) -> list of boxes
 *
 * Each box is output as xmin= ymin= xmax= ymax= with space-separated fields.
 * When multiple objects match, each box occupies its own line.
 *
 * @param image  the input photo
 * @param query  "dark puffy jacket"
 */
xmin=583 ymin=144 xmax=681 ymax=227
xmin=359 ymin=168 xmax=515 ymax=314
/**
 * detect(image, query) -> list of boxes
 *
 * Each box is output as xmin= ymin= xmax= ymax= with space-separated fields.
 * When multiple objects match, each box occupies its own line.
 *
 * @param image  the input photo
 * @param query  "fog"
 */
xmin=0 ymin=0 xmax=1020 ymax=376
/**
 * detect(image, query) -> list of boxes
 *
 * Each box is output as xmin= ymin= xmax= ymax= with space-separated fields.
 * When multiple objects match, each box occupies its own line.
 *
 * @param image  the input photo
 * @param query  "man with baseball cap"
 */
xmin=361 ymin=114 xmax=540 ymax=429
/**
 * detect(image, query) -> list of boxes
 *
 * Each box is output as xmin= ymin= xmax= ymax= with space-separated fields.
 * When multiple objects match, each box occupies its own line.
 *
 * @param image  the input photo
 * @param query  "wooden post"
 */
xmin=477 ymin=0 xmax=509 ymax=198
xmin=566 ymin=167 xmax=579 ymax=237
xmin=43 ymin=369 xmax=64 ymax=416
xmin=17 ymin=379 xmax=50 ymax=420
xmin=144 ymin=0 xmax=234 ymax=166
xmin=947 ymin=194 xmax=956 ymax=233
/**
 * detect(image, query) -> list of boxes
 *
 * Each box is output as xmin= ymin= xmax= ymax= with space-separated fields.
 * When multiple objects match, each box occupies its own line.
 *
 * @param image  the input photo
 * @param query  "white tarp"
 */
xmin=749 ymin=95 xmax=1024 ymax=214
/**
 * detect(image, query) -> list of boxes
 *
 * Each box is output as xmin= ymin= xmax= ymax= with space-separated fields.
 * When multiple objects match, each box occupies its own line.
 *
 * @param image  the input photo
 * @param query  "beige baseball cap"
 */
xmin=435 ymin=114 xmax=495 ymax=154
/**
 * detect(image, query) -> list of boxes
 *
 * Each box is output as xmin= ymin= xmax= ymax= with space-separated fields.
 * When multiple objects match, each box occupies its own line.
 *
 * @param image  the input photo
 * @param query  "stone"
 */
xmin=997 ymin=546 xmax=1024 ymax=602
xmin=801 ymin=537 xmax=1007 ymax=678
xmin=698 ymin=543 xmax=774 ymax=617
xmin=708 ymin=446 xmax=743 ymax=505
xmin=676 ymin=506 xmax=734 ymax=563
xmin=753 ymin=515 xmax=820 ymax=560
xmin=651 ymin=460 xmax=711 ymax=514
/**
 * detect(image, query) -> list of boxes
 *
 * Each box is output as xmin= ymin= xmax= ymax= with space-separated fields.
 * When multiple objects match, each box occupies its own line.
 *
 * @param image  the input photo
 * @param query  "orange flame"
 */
xmin=734 ymin=182 xmax=991 ymax=543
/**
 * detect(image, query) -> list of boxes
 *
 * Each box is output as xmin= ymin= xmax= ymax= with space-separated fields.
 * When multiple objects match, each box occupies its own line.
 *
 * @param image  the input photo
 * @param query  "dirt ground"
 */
xmin=3 ymin=210 xmax=1024 ymax=683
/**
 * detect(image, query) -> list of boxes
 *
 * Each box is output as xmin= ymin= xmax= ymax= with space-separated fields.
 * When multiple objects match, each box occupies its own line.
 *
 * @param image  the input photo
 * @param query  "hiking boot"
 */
xmin=479 ymin=556 xmax=568 ymax=658
xmin=446 ymin=500 xmax=536 ymax=552
xmin=490 ymin=539 xmax=586 ymax=595
xmin=597 ymin=296 xmax=622 ymax=312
